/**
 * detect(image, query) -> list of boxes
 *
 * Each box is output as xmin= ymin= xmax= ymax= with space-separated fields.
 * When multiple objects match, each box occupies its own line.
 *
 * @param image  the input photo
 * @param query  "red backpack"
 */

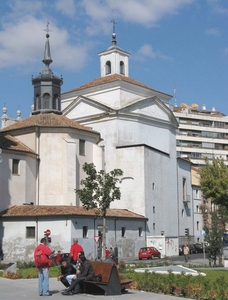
xmin=34 ymin=247 xmax=50 ymax=268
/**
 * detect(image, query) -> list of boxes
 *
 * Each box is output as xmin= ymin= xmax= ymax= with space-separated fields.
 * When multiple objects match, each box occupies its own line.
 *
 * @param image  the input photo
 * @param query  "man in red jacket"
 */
xmin=69 ymin=238 xmax=84 ymax=265
xmin=34 ymin=238 xmax=52 ymax=296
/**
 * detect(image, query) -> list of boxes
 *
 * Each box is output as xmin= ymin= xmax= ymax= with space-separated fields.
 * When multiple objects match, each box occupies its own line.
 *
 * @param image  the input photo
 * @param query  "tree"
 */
xmin=199 ymin=157 xmax=228 ymax=209
xmin=199 ymin=157 xmax=228 ymax=265
xmin=75 ymin=162 xmax=123 ymax=260
xmin=201 ymin=205 xmax=227 ymax=266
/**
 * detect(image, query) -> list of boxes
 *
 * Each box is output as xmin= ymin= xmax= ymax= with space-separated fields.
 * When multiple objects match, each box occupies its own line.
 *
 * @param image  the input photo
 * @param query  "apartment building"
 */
xmin=173 ymin=104 xmax=228 ymax=167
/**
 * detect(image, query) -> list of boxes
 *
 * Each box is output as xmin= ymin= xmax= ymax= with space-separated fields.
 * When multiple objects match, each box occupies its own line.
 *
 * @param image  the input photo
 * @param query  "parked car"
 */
xmin=194 ymin=243 xmax=203 ymax=253
xmin=189 ymin=244 xmax=197 ymax=254
xmin=138 ymin=247 xmax=161 ymax=260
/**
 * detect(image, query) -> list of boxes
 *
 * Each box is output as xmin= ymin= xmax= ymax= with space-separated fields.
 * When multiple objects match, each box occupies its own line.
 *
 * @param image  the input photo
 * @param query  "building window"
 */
xmin=153 ymin=223 xmax=155 ymax=230
xmin=182 ymin=209 xmax=184 ymax=217
xmin=79 ymin=140 xmax=85 ymax=156
xmin=26 ymin=226 xmax=35 ymax=238
xmin=196 ymin=205 xmax=199 ymax=213
xmin=153 ymin=206 xmax=155 ymax=213
xmin=197 ymin=221 xmax=199 ymax=230
xmin=35 ymin=94 xmax=41 ymax=109
xmin=105 ymin=61 xmax=111 ymax=74
xmin=121 ymin=227 xmax=126 ymax=237
xmin=138 ymin=227 xmax=143 ymax=237
xmin=43 ymin=93 xmax=50 ymax=109
xmin=182 ymin=177 xmax=186 ymax=202
xmin=120 ymin=61 xmax=125 ymax=75
xmin=152 ymin=183 xmax=155 ymax=190
xmin=12 ymin=159 xmax=20 ymax=175
xmin=83 ymin=226 xmax=88 ymax=238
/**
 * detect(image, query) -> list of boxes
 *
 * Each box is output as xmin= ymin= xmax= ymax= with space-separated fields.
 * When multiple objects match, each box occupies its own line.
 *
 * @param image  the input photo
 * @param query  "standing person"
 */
xmin=105 ymin=247 xmax=111 ymax=259
xmin=55 ymin=250 xmax=62 ymax=266
xmin=183 ymin=244 xmax=189 ymax=263
xmin=57 ymin=259 xmax=76 ymax=288
xmin=34 ymin=238 xmax=52 ymax=296
xmin=69 ymin=238 xmax=84 ymax=265
xmin=62 ymin=253 xmax=94 ymax=295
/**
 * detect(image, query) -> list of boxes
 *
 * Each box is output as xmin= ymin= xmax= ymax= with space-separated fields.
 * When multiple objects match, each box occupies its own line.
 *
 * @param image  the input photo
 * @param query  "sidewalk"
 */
xmin=0 ymin=277 xmax=192 ymax=300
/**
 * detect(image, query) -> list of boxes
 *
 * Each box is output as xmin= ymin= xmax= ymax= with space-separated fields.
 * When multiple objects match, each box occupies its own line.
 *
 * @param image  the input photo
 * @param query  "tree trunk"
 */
xmin=102 ymin=216 xmax=106 ymax=261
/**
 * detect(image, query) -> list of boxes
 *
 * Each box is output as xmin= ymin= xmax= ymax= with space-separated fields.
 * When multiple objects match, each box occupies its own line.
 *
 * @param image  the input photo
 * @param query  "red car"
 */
xmin=138 ymin=246 xmax=161 ymax=260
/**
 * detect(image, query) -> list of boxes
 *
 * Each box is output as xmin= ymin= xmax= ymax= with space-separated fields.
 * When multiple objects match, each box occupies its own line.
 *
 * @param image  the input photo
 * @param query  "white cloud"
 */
xmin=205 ymin=28 xmax=221 ymax=37
xmin=0 ymin=15 xmax=89 ymax=71
xmin=55 ymin=0 xmax=76 ymax=18
xmin=134 ymin=44 xmax=172 ymax=61
xmin=80 ymin=0 xmax=195 ymax=34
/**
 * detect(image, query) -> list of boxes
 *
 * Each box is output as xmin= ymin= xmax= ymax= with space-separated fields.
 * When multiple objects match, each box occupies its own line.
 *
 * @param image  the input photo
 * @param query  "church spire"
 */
xmin=42 ymin=21 xmax=53 ymax=70
xmin=111 ymin=19 xmax=117 ymax=46
xmin=31 ymin=21 xmax=63 ymax=115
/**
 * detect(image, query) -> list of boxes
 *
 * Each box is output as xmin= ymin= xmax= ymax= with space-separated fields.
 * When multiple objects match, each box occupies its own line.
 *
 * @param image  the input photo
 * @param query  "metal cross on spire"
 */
xmin=43 ymin=20 xmax=52 ymax=36
xmin=111 ymin=19 xmax=117 ymax=34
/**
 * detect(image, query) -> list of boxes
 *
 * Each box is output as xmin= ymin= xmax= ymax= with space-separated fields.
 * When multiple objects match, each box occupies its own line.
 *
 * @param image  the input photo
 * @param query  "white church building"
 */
xmin=0 ymin=29 xmax=194 ymax=261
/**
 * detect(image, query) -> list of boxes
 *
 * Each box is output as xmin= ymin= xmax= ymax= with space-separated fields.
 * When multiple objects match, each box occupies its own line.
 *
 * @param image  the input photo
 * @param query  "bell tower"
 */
xmin=32 ymin=22 xmax=63 ymax=115
xmin=98 ymin=20 xmax=130 ymax=77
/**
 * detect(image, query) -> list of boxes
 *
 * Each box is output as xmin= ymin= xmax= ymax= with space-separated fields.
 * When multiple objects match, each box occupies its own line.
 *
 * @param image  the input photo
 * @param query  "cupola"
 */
xmin=31 ymin=22 xmax=63 ymax=115
xmin=98 ymin=20 xmax=130 ymax=77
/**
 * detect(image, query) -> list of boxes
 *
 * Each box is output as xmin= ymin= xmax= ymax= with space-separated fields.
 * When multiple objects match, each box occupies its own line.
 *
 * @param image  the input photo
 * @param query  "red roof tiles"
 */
xmin=0 ymin=205 xmax=147 ymax=220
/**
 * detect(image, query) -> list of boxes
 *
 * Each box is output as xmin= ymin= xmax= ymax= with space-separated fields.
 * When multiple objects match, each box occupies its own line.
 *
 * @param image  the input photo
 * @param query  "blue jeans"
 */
xmin=38 ymin=268 xmax=50 ymax=296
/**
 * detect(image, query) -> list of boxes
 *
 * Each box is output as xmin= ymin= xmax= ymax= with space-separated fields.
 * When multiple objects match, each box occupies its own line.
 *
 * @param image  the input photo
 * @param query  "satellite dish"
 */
xmin=191 ymin=103 xmax=198 ymax=108
xmin=180 ymin=103 xmax=188 ymax=108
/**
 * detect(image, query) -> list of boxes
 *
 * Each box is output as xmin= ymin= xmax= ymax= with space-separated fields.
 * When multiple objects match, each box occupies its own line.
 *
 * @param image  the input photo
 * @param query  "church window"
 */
xmin=35 ymin=94 xmax=41 ymax=109
xmin=12 ymin=159 xmax=20 ymax=175
xmin=26 ymin=226 xmax=35 ymax=238
xmin=138 ymin=227 xmax=143 ymax=237
xmin=79 ymin=139 xmax=85 ymax=156
xmin=120 ymin=61 xmax=125 ymax=75
xmin=83 ymin=226 xmax=88 ymax=238
xmin=43 ymin=93 xmax=50 ymax=109
xmin=121 ymin=227 xmax=126 ymax=237
xmin=53 ymin=94 xmax=59 ymax=110
xmin=105 ymin=61 xmax=111 ymax=75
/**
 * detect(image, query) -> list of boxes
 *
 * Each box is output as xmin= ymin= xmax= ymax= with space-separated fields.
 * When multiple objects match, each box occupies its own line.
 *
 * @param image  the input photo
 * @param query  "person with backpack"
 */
xmin=34 ymin=237 xmax=52 ymax=296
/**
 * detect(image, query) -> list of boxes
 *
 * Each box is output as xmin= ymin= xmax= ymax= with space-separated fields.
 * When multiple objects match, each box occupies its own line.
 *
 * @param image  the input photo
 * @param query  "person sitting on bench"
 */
xmin=57 ymin=259 xmax=75 ymax=288
xmin=62 ymin=253 xmax=94 ymax=295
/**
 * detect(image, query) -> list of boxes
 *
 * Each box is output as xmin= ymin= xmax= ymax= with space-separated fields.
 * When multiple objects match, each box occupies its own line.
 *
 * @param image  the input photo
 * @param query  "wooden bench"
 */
xmin=84 ymin=261 xmax=133 ymax=296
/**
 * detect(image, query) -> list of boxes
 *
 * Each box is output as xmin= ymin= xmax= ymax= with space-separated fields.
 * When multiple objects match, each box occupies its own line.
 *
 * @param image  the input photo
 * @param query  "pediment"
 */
xmin=119 ymin=96 xmax=177 ymax=124
xmin=63 ymin=96 xmax=114 ymax=119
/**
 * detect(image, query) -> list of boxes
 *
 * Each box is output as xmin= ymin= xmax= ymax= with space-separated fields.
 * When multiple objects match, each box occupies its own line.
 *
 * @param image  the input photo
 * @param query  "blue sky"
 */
xmin=0 ymin=0 xmax=228 ymax=119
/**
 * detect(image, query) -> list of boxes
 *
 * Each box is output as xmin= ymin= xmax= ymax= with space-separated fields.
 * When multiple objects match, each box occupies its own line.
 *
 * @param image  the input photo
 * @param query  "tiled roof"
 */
xmin=0 ymin=134 xmax=36 ymax=154
xmin=0 ymin=113 xmax=98 ymax=134
xmin=62 ymin=74 xmax=165 ymax=95
xmin=0 ymin=205 xmax=147 ymax=220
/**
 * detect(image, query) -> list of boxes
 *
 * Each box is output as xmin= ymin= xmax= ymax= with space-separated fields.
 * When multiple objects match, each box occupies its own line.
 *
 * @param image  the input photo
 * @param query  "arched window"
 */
xmin=43 ymin=93 xmax=50 ymax=109
xmin=35 ymin=94 xmax=41 ymax=110
xmin=53 ymin=94 xmax=59 ymax=110
xmin=120 ymin=61 xmax=125 ymax=75
xmin=105 ymin=61 xmax=111 ymax=75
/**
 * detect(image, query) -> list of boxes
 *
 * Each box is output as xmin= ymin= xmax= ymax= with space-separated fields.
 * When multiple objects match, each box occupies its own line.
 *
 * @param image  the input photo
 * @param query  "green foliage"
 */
xmin=199 ymin=157 xmax=228 ymax=208
xmin=122 ymin=269 xmax=228 ymax=299
xmin=202 ymin=206 xmax=227 ymax=266
xmin=17 ymin=261 xmax=35 ymax=269
xmin=76 ymin=162 xmax=123 ymax=217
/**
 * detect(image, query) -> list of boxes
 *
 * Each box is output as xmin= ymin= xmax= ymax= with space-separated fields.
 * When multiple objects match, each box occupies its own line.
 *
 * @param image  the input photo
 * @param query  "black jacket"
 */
xmin=78 ymin=260 xmax=94 ymax=280
xmin=61 ymin=262 xmax=75 ymax=278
